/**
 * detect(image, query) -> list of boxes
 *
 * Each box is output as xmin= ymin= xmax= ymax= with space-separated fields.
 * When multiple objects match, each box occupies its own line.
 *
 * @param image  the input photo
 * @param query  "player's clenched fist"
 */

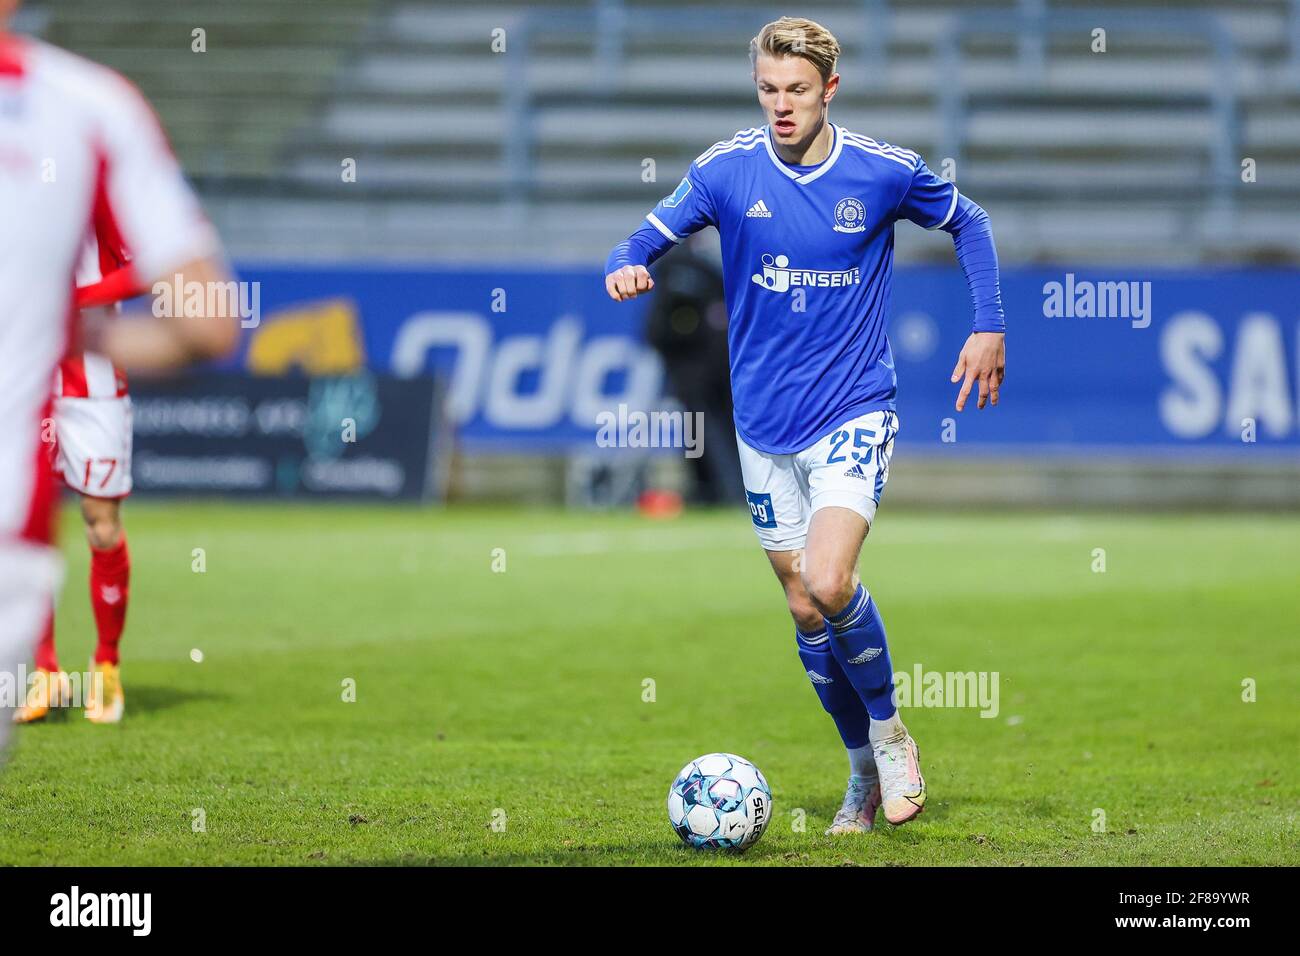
xmin=606 ymin=264 xmax=654 ymax=302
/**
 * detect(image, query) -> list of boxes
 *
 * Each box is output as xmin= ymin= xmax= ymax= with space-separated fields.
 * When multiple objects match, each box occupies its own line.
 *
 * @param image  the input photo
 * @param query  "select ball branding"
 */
xmin=748 ymin=791 xmax=768 ymax=829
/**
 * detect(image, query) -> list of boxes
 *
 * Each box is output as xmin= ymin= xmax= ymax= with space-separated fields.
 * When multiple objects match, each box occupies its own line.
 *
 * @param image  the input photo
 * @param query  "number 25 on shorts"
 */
xmin=826 ymin=427 xmax=876 ymax=465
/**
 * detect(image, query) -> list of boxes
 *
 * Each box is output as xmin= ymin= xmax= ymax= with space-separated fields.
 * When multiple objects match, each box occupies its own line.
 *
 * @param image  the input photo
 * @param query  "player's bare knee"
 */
xmin=785 ymin=595 xmax=823 ymax=634
xmin=801 ymin=566 xmax=855 ymax=618
xmin=82 ymin=503 xmax=122 ymax=550
xmin=779 ymin=575 xmax=823 ymax=632
xmin=85 ymin=518 xmax=121 ymax=550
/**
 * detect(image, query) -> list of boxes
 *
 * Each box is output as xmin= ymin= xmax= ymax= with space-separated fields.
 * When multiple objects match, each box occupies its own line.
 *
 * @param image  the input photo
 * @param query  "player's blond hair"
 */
xmin=749 ymin=17 xmax=841 ymax=84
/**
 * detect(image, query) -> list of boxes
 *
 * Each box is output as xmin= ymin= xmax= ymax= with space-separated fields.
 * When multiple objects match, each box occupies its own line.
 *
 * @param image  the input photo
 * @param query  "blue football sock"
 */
xmin=795 ymin=627 xmax=870 ymax=750
xmin=826 ymin=584 xmax=897 ymax=721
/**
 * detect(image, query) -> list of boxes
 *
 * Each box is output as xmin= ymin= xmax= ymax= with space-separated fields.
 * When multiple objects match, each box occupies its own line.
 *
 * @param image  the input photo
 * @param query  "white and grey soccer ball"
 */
xmin=667 ymin=752 xmax=772 ymax=851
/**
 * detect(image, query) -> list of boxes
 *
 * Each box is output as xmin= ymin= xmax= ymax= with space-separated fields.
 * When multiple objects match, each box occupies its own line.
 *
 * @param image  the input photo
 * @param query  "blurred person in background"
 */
xmin=0 ymin=0 xmax=238 ymax=755
xmin=643 ymin=234 xmax=743 ymax=505
xmin=15 ymin=219 xmax=144 ymax=726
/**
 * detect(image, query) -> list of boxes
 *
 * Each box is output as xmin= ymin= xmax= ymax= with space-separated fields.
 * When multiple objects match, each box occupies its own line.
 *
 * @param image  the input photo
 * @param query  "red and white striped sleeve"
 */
xmin=55 ymin=352 xmax=128 ymax=399
xmin=90 ymin=69 xmax=221 ymax=285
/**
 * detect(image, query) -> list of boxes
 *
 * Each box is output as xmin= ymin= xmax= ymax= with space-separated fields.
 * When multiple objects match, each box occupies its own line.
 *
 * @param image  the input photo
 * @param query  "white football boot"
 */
xmin=825 ymin=768 xmax=882 ymax=835
xmin=870 ymin=714 xmax=927 ymax=825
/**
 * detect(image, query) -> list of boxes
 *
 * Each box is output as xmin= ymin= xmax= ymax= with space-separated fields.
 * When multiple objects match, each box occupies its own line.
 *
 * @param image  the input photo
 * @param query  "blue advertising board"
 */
xmin=130 ymin=373 xmax=447 ymax=500
xmin=225 ymin=264 xmax=1300 ymax=458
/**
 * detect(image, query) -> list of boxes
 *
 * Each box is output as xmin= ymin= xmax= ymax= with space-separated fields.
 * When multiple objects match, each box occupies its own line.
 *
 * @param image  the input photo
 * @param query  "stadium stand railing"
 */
xmin=24 ymin=0 xmax=1300 ymax=265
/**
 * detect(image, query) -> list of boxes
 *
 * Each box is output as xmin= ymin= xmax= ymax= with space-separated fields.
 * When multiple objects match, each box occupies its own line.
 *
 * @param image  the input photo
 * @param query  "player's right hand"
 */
xmin=606 ymin=265 xmax=654 ymax=302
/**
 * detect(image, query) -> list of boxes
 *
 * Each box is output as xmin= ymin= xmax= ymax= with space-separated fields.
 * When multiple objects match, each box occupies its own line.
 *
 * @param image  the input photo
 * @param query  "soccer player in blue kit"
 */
xmin=605 ymin=17 xmax=1006 ymax=834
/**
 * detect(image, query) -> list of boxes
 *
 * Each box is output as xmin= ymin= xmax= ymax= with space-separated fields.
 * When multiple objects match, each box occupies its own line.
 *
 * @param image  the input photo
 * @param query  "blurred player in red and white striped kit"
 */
xmin=15 ymin=211 xmax=145 ymax=725
xmin=0 ymin=0 xmax=240 ymax=753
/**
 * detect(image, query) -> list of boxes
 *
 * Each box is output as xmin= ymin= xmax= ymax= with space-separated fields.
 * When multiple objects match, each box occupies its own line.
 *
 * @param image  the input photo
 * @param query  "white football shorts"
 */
xmin=737 ymin=409 xmax=899 ymax=551
xmin=53 ymin=395 xmax=134 ymax=498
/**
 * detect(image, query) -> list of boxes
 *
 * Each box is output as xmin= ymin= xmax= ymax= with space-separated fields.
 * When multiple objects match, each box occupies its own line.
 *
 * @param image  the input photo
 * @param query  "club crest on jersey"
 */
xmin=662 ymin=177 xmax=692 ymax=208
xmin=751 ymin=254 xmax=861 ymax=294
xmin=832 ymin=197 xmax=867 ymax=233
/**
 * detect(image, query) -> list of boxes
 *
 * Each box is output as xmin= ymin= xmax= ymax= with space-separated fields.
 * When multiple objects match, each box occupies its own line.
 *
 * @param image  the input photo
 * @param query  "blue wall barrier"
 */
xmin=227 ymin=265 xmax=1300 ymax=457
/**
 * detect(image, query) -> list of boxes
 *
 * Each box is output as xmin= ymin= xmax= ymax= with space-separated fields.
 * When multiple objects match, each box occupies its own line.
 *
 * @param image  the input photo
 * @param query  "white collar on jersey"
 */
xmin=762 ymin=123 xmax=844 ymax=185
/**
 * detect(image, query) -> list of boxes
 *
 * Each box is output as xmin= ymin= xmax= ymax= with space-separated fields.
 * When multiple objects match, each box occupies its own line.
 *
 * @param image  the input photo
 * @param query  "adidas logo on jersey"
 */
xmin=745 ymin=199 xmax=773 ymax=218
xmin=843 ymin=462 xmax=870 ymax=481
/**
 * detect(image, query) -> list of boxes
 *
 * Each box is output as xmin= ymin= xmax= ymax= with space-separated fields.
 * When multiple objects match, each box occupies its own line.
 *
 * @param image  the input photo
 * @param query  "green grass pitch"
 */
xmin=1 ymin=502 xmax=1295 ymax=866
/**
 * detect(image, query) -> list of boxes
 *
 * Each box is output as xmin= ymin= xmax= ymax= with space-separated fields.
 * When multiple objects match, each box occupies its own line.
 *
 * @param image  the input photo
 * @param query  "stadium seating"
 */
xmin=33 ymin=0 xmax=375 ymax=179
xmin=25 ymin=0 xmax=1300 ymax=264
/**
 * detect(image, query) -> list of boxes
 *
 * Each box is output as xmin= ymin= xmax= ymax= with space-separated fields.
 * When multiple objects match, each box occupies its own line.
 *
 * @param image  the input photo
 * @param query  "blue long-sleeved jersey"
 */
xmin=607 ymin=123 xmax=1005 ymax=455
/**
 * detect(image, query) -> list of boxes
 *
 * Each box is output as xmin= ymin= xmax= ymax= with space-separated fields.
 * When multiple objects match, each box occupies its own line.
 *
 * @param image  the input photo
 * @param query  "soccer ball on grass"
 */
xmin=667 ymin=752 xmax=771 ymax=851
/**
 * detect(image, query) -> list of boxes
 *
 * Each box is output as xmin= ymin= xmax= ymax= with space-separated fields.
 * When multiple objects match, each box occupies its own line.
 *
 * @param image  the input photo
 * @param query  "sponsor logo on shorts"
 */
xmin=745 ymin=490 xmax=777 ymax=529
xmin=843 ymin=462 xmax=870 ymax=481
